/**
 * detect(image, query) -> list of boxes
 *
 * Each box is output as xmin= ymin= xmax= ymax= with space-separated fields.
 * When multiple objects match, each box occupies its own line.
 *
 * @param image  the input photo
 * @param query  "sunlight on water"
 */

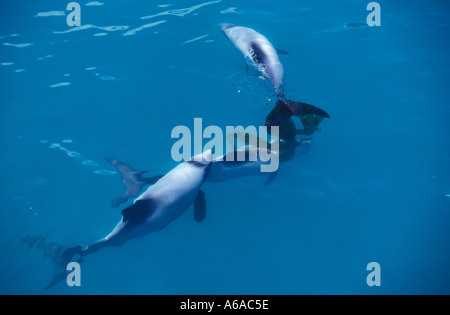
xmin=35 ymin=11 xmax=65 ymax=17
xmin=141 ymin=0 xmax=223 ymax=19
xmin=122 ymin=20 xmax=167 ymax=37
xmin=49 ymin=82 xmax=71 ymax=88
xmin=182 ymin=34 xmax=209 ymax=45
xmin=3 ymin=42 xmax=33 ymax=48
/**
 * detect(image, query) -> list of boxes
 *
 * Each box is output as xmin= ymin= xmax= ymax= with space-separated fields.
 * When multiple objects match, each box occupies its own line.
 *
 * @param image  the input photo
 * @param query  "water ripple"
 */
xmin=43 ymin=140 xmax=116 ymax=176
xmin=53 ymin=24 xmax=129 ymax=34
xmin=220 ymin=7 xmax=238 ymax=14
xmin=182 ymin=34 xmax=209 ymax=45
xmin=0 ymin=33 xmax=19 ymax=39
xmin=49 ymin=82 xmax=71 ymax=88
xmin=141 ymin=0 xmax=222 ymax=20
xmin=123 ymin=20 xmax=167 ymax=36
xmin=3 ymin=42 xmax=33 ymax=48
xmin=35 ymin=11 xmax=65 ymax=17
xmin=86 ymin=1 xmax=104 ymax=6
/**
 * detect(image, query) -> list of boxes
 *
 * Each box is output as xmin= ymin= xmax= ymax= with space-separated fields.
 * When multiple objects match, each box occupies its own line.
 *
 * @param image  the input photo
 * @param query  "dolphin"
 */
xmin=106 ymin=139 xmax=312 ymax=207
xmin=221 ymin=24 xmax=330 ymax=127
xmin=22 ymin=150 xmax=214 ymax=289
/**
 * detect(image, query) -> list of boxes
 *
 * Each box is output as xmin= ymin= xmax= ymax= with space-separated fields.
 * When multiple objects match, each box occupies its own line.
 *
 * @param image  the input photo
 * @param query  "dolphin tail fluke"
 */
xmin=280 ymin=98 xmax=330 ymax=118
xmin=20 ymin=235 xmax=83 ymax=290
xmin=106 ymin=158 xmax=163 ymax=207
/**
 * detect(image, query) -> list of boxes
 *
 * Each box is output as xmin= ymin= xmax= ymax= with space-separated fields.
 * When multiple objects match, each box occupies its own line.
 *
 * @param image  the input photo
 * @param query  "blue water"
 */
xmin=1 ymin=0 xmax=449 ymax=295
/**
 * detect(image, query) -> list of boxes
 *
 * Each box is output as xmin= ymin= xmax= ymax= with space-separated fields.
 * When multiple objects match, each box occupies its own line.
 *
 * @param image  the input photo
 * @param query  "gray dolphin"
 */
xmin=22 ymin=150 xmax=213 ymax=289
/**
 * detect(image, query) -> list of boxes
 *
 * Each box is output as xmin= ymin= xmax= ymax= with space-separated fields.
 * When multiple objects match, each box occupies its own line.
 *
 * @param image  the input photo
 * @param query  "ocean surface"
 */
xmin=0 ymin=0 xmax=449 ymax=295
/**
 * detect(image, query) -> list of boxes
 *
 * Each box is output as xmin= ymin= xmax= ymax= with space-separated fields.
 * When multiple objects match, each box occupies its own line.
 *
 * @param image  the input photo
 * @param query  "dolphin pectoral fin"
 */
xmin=264 ymin=171 xmax=278 ymax=186
xmin=276 ymin=48 xmax=289 ymax=54
xmin=193 ymin=190 xmax=206 ymax=223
